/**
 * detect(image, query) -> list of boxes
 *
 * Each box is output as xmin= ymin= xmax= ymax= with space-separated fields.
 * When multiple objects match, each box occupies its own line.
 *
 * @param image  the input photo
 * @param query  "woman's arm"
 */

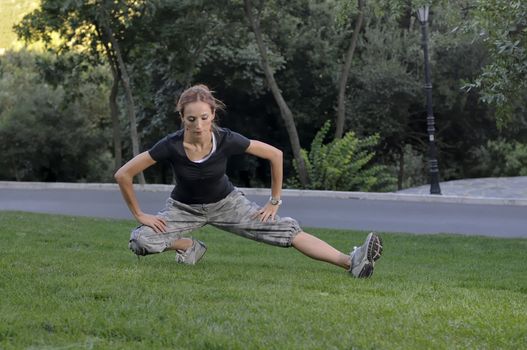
xmin=114 ymin=151 xmax=167 ymax=233
xmin=245 ymin=140 xmax=283 ymax=222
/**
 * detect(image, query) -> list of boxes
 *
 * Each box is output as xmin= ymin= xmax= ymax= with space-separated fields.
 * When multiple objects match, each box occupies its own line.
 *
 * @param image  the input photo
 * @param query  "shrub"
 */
xmin=292 ymin=121 xmax=396 ymax=192
xmin=0 ymin=50 xmax=112 ymax=181
xmin=469 ymin=139 xmax=527 ymax=177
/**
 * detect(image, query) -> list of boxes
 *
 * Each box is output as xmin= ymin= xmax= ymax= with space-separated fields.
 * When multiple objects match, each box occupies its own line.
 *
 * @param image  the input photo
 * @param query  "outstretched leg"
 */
xmin=292 ymin=231 xmax=351 ymax=270
xmin=293 ymin=231 xmax=383 ymax=278
xmin=205 ymin=190 xmax=383 ymax=276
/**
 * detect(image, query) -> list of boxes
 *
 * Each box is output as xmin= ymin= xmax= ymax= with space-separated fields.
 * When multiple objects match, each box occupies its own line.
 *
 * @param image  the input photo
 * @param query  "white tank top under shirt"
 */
xmin=191 ymin=132 xmax=216 ymax=163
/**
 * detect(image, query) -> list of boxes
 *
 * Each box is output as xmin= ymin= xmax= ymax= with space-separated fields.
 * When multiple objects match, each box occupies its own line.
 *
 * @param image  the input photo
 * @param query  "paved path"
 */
xmin=1 ymin=178 xmax=526 ymax=238
xmin=397 ymin=176 xmax=527 ymax=199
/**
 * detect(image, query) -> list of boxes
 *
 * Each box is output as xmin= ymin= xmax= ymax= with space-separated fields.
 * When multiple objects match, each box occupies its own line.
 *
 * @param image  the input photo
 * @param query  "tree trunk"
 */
xmin=335 ymin=0 xmax=365 ymax=139
xmin=243 ymin=0 xmax=309 ymax=187
xmin=95 ymin=24 xmax=122 ymax=173
xmin=397 ymin=147 xmax=404 ymax=190
xmin=109 ymin=72 xmax=122 ymax=173
xmin=103 ymin=22 xmax=145 ymax=185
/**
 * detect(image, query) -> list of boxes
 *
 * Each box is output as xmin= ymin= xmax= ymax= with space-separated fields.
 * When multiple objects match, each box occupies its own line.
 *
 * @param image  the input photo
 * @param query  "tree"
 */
xmin=15 ymin=0 xmax=150 ymax=183
xmin=129 ymin=0 xmax=239 ymax=141
xmin=464 ymin=0 xmax=527 ymax=129
xmin=97 ymin=8 xmax=141 ymax=180
xmin=8 ymin=0 xmax=518 ymax=187
xmin=335 ymin=0 xmax=365 ymax=139
xmin=0 ymin=50 xmax=111 ymax=181
xmin=243 ymin=0 xmax=309 ymax=186
xmin=345 ymin=21 xmax=423 ymax=188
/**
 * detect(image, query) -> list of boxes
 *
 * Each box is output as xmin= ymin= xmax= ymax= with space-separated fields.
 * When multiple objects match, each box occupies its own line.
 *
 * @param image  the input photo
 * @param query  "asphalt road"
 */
xmin=1 ymin=188 xmax=525 ymax=238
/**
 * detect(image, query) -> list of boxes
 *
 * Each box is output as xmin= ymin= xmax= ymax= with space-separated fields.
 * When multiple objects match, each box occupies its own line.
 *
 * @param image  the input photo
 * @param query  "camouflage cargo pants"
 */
xmin=128 ymin=189 xmax=301 ymax=256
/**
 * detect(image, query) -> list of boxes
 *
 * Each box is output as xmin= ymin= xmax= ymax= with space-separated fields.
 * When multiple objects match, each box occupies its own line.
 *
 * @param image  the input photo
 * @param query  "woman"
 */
xmin=115 ymin=85 xmax=383 ymax=278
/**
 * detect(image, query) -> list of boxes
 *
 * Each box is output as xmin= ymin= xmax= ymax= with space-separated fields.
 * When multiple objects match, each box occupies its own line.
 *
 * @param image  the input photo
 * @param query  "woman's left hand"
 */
xmin=254 ymin=202 xmax=280 ymax=222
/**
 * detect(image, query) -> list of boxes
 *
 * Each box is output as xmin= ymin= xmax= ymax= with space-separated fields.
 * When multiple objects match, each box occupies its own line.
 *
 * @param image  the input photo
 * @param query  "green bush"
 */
xmin=469 ymin=139 xmax=527 ymax=177
xmin=0 ymin=50 xmax=112 ymax=182
xmin=292 ymin=121 xmax=396 ymax=192
xmin=386 ymin=144 xmax=428 ymax=190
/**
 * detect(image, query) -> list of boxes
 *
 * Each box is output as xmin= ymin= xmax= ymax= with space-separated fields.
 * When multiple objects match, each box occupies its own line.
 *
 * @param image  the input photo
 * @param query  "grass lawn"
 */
xmin=1 ymin=211 xmax=526 ymax=349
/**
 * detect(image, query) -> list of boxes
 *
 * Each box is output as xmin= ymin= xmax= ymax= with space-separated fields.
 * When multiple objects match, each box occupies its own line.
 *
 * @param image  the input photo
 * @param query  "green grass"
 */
xmin=1 ymin=211 xmax=526 ymax=349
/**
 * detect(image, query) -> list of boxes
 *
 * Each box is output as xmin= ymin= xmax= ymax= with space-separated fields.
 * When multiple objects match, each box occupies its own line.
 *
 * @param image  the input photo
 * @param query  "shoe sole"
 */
xmin=369 ymin=234 xmax=383 ymax=262
xmin=357 ymin=233 xmax=383 ymax=278
xmin=191 ymin=241 xmax=207 ymax=265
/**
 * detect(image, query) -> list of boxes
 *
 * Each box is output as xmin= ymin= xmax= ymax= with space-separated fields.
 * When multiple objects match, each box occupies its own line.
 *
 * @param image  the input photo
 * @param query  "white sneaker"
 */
xmin=349 ymin=232 xmax=383 ymax=278
xmin=175 ymin=239 xmax=207 ymax=265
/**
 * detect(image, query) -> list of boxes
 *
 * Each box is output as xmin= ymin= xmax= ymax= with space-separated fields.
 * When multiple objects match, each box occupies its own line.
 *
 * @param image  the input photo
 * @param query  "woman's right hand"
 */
xmin=137 ymin=213 xmax=167 ymax=233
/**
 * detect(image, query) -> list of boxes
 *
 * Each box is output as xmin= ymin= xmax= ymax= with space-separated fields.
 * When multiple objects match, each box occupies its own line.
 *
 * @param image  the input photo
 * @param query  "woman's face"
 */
xmin=181 ymin=101 xmax=215 ymax=137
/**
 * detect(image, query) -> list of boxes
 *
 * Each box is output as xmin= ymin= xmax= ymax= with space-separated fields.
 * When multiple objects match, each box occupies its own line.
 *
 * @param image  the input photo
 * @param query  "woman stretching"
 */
xmin=115 ymin=84 xmax=383 ymax=278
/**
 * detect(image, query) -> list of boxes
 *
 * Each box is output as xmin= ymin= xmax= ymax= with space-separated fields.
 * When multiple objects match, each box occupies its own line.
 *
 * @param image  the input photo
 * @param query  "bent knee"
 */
xmin=129 ymin=237 xmax=148 ymax=256
xmin=129 ymin=236 xmax=167 ymax=256
xmin=129 ymin=226 xmax=166 ymax=256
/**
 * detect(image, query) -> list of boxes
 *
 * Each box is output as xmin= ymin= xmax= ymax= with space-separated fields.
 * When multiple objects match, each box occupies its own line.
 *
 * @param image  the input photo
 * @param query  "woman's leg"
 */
xmin=129 ymin=225 xmax=195 ymax=256
xmin=292 ymin=231 xmax=351 ymax=270
xmin=207 ymin=190 xmax=382 ymax=275
xmin=168 ymin=238 xmax=193 ymax=251
xmin=128 ymin=198 xmax=206 ymax=257
xmin=293 ymin=231 xmax=384 ymax=278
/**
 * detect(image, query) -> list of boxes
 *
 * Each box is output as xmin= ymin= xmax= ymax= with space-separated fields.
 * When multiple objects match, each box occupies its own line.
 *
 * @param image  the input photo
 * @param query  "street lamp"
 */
xmin=417 ymin=5 xmax=441 ymax=195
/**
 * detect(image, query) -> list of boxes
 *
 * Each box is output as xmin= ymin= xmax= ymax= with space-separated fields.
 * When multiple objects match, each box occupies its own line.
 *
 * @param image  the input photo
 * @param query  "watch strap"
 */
xmin=269 ymin=196 xmax=282 ymax=206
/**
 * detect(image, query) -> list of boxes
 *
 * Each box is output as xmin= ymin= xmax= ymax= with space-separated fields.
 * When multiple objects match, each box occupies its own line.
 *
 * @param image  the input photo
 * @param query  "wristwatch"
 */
xmin=269 ymin=196 xmax=282 ymax=206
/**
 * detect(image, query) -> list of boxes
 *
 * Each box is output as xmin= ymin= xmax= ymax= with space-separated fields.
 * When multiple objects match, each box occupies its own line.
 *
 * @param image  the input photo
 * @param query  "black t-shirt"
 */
xmin=148 ymin=127 xmax=251 ymax=204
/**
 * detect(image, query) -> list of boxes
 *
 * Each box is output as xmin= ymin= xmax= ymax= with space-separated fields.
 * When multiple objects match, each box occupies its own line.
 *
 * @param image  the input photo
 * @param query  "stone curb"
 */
xmin=2 ymin=181 xmax=527 ymax=206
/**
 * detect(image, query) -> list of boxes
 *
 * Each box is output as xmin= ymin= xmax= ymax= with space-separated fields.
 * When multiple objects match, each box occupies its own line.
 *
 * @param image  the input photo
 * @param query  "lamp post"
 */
xmin=417 ymin=5 xmax=441 ymax=195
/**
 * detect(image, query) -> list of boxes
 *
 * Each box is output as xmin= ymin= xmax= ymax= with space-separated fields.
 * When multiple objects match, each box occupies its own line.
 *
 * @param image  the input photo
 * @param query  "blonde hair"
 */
xmin=176 ymin=84 xmax=226 ymax=117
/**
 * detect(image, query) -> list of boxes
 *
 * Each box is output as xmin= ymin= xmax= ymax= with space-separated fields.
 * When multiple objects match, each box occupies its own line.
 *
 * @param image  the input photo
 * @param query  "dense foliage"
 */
xmin=0 ymin=50 xmax=112 ymax=182
xmin=292 ymin=121 xmax=396 ymax=191
xmin=464 ymin=0 xmax=527 ymax=129
xmin=0 ymin=0 xmax=524 ymax=190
